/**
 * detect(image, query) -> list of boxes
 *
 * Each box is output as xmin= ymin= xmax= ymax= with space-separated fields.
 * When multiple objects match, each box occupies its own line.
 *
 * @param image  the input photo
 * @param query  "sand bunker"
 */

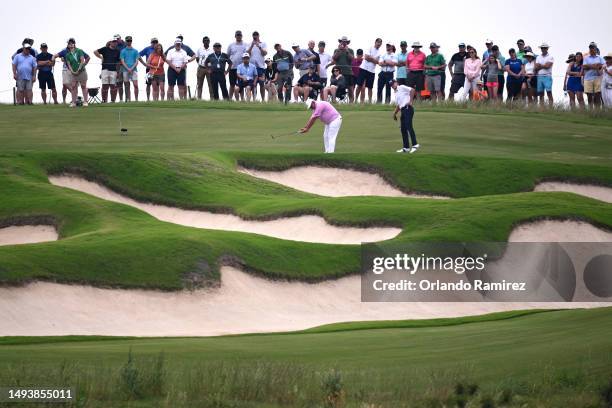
xmin=239 ymin=166 xmax=449 ymax=199
xmin=48 ymin=175 xmax=400 ymax=244
xmin=0 ymin=225 xmax=58 ymax=247
xmin=535 ymin=182 xmax=612 ymax=203
xmin=1 ymin=220 xmax=609 ymax=336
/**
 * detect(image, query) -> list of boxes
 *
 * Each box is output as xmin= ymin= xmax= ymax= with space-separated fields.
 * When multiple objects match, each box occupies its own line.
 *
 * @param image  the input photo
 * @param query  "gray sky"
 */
xmin=3 ymin=0 xmax=611 ymax=103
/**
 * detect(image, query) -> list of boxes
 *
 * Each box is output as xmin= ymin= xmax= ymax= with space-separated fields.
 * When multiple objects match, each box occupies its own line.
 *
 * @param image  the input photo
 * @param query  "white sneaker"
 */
xmin=69 ymin=102 xmax=76 ymax=108
xmin=409 ymin=144 xmax=420 ymax=154
xmin=83 ymin=102 xmax=89 ymax=107
xmin=396 ymin=148 xmax=408 ymax=153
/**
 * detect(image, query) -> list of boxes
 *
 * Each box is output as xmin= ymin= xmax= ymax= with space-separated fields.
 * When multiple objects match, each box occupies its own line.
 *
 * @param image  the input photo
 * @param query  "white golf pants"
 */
xmin=323 ymin=116 xmax=342 ymax=153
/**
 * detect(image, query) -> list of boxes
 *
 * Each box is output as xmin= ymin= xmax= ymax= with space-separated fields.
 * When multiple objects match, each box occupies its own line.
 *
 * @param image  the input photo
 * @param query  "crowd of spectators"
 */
xmin=11 ymin=34 xmax=612 ymax=109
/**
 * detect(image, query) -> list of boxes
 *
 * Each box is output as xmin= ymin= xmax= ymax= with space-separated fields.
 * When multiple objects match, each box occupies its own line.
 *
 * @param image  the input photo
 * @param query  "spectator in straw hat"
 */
xmin=535 ymin=42 xmax=554 ymax=106
xmin=332 ymin=36 xmax=355 ymax=102
xmin=583 ymin=42 xmax=605 ymax=109
xmin=406 ymin=41 xmax=426 ymax=99
xmin=601 ymin=53 xmax=612 ymax=108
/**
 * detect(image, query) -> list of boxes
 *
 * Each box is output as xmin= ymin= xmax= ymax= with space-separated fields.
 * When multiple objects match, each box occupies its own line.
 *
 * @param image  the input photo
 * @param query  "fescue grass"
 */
xmin=1 ymin=308 xmax=611 ymax=407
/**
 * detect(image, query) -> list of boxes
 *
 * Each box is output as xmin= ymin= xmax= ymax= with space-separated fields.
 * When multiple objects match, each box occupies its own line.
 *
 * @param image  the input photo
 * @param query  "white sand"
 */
xmin=1 ymin=220 xmax=609 ymax=336
xmin=0 ymin=226 xmax=58 ymax=247
xmin=239 ymin=166 xmax=449 ymax=199
xmin=49 ymin=175 xmax=400 ymax=245
xmin=534 ymin=182 xmax=612 ymax=203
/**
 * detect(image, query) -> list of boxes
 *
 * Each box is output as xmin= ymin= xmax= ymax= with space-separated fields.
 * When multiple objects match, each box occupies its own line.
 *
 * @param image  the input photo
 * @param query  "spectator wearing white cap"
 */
xmin=263 ymin=57 xmax=278 ymax=101
xmin=236 ymin=53 xmax=258 ymax=102
xmin=166 ymin=38 xmax=195 ymax=100
xmin=601 ymin=53 xmax=612 ymax=108
xmin=247 ymin=31 xmax=267 ymax=101
xmin=227 ymin=30 xmax=247 ymax=101
xmin=196 ymin=36 xmax=213 ymax=100
xmin=583 ymin=42 xmax=605 ymax=109
xmin=300 ymin=98 xmax=342 ymax=153
xmin=535 ymin=42 xmax=554 ymax=106
xmin=12 ymin=44 xmax=37 ymax=105
xmin=377 ymin=41 xmax=397 ymax=104
xmin=140 ymin=37 xmax=159 ymax=101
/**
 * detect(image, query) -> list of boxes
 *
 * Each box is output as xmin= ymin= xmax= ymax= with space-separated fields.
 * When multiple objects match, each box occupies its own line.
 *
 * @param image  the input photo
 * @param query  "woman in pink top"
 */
xmin=463 ymin=48 xmax=482 ymax=99
xmin=405 ymin=42 xmax=426 ymax=98
xmin=299 ymin=98 xmax=342 ymax=153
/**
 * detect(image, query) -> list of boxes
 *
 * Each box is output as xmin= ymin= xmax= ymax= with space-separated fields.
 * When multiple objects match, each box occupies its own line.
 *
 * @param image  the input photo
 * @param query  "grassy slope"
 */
xmin=1 ymin=308 xmax=611 ymax=406
xmin=1 ymin=151 xmax=611 ymax=287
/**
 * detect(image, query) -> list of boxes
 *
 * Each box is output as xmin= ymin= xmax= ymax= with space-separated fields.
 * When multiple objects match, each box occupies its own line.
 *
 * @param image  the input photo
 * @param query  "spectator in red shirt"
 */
xmin=406 ymin=42 xmax=426 ymax=99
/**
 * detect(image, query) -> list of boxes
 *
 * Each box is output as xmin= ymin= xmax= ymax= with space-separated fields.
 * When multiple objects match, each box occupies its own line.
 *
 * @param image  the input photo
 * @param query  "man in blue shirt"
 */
xmin=505 ymin=48 xmax=523 ymax=102
xmin=12 ymin=44 xmax=37 ymax=105
xmin=139 ymin=37 xmax=158 ymax=101
xmin=236 ymin=53 xmax=258 ymax=101
xmin=583 ymin=42 xmax=605 ymax=109
xmin=120 ymin=36 xmax=145 ymax=102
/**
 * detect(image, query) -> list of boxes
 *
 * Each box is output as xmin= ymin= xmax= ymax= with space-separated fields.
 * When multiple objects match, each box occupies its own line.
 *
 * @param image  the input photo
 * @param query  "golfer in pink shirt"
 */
xmin=299 ymin=98 xmax=342 ymax=153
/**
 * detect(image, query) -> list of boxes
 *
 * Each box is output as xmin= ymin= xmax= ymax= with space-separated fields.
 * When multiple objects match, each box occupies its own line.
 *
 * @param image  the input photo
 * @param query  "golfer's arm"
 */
xmin=303 ymin=116 xmax=317 ymax=131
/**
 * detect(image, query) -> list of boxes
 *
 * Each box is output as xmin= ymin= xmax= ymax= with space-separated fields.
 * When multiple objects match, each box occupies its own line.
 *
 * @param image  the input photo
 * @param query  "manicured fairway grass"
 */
xmin=1 ymin=308 xmax=612 ymax=407
xmin=1 ymin=103 xmax=612 ymax=407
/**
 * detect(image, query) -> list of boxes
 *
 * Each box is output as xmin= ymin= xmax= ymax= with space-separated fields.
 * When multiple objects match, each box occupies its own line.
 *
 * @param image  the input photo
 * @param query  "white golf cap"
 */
xmin=291 ymin=42 xmax=299 ymax=48
xmin=305 ymin=98 xmax=315 ymax=109
xmin=242 ymin=52 xmax=250 ymax=58
xmin=113 ymin=34 xmax=121 ymax=40
xmin=485 ymin=39 xmax=493 ymax=44
xmin=23 ymin=43 xmax=32 ymax=48
xmin=174 ymin=38 xmax=182 ymax=44
xmin=539 ymin=42 xmax=550 ymax=48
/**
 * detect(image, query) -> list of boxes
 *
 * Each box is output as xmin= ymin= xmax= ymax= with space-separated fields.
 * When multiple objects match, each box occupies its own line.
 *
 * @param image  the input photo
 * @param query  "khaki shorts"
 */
xmin=122 ymin=70 xmax=138 ymax=82
xmin=71 ymin=70 xmax=88 ymax=86
xmin=101 ymin=69 xmax=117 ymax=85
xmin=62 ymin=69 xmax=72 ymax=86
xmin=584 ymin=77 xmax=602 ymax=94
xmin=16 ymin=79 xmax=33 ymax=91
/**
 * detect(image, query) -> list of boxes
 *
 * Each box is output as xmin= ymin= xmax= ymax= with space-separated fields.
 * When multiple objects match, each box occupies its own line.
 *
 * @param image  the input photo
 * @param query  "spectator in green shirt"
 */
xmin=332 ymin=36 xmax=355 ymax=102
xmin=424 ymin=42 xmax=446 ymax=102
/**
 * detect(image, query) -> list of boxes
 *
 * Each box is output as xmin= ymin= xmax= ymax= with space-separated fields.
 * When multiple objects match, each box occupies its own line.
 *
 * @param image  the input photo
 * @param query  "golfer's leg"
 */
xmin=406 ymin=105 xmax=417 ymax=145
xmin=400 ymin=108 xmax=410 ymax=149
xmin=326 ymin=118 xmax=341 ymax=153
xmin=323 ymin=125 xmax=330 ymax=153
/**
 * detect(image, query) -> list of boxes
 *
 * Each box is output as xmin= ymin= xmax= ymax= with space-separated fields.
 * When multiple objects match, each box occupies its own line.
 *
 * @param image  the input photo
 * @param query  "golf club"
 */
xmin=270 ymin=131 xmax=299 ymax=140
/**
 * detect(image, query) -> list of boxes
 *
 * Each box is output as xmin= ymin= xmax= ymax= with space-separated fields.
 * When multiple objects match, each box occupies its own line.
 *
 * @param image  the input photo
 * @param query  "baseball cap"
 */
xmin=291 ymin=42 xmax=299 ymax=48
xmin=252 ymin=31 xmax=259 ymax=36
xmin=235 ymin=30 xmax=242 ymax=36
xmin=517 ymin=39 xmax=525 ymax=44
xmin=67 ymin=38 xmax=76 ymax=44
xmin=458 ymin=42 xmax=466 ymax=47
xmin=151 ymin=37 xmax=158 ymax=43
xmin=177 ymin=34 xmax=184 ymax=40
xmin=23 ymin=43 xmax=31 ymax=49
xmin=125 ymin=36 xmax=133 ymax=41
xmin=242 ymin=52 xmax=250 ymax=58
xmin=524 ymin=51 xmax=535 ymax=58
xmin=566 ymin=53 xmax=576 ymax=63
xmin=485 ymin=39 xmax=493 ymax=44
xmin=41 ymin=43 xmax=48 ymax=48
xmin=113 ymin=34 xmax=121 ymax=40
xmin=174 ymin=38 xmax=183 ymax=44
xmin=305 ymin=98 xmax=315 ymax=109
xmin=430 ymin=42 xmax=439 ymax=48
xmin=589 ymin=42 xmax=597 ymax=48
xmin=203 ymin=36 xmax=210 ymax=41
xmin=400 ymin=41 xmax=407 ymax=46
xmin=213 ymin=42 xmax=221 ymax=47
xmin=385 ymin=40 xmax=393 ymax=46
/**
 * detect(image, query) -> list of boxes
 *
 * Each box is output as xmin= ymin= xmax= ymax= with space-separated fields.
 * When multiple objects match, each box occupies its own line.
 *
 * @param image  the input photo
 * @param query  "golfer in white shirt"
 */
xmin=391 ymin=79 xmax=419 ymax=153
